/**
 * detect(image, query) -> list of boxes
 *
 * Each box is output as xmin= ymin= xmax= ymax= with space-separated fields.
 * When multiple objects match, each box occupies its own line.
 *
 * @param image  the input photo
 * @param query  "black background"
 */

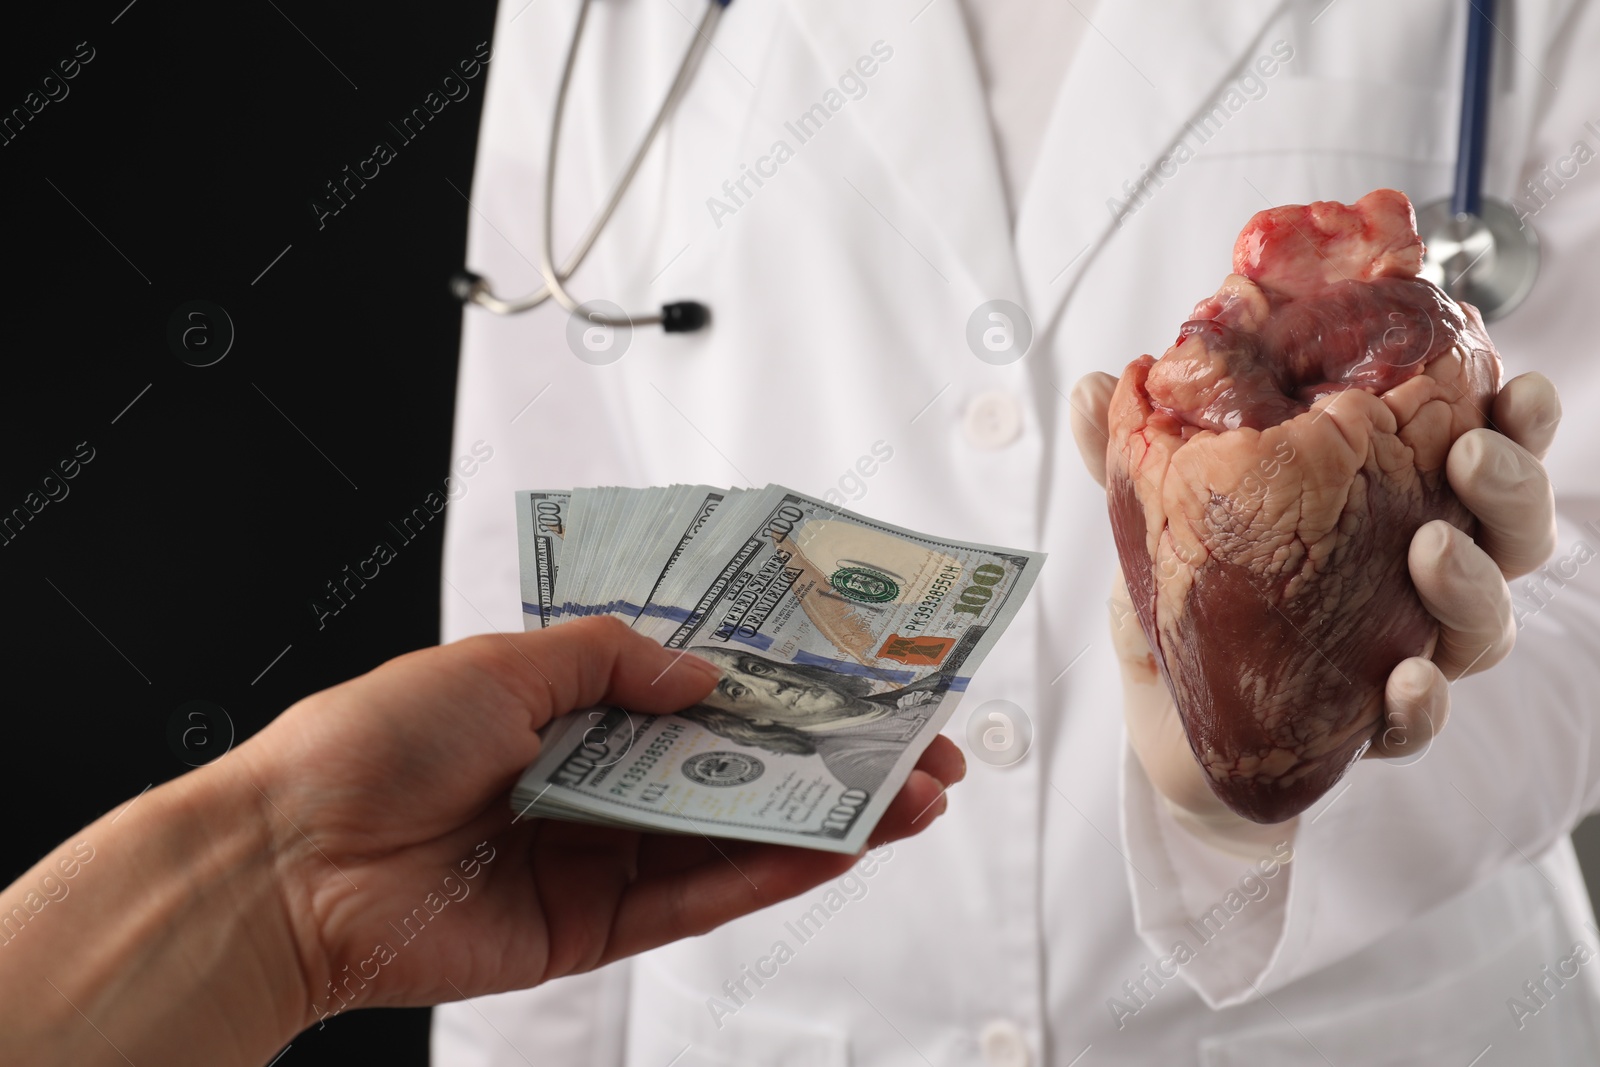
xmin=3 ymin=1 xmax=498 ymax=1062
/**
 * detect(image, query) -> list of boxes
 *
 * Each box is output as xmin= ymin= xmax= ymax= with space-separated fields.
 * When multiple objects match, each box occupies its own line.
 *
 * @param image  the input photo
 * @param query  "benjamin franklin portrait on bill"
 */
xmin=680 ymin=647 xmax=955 ymax=792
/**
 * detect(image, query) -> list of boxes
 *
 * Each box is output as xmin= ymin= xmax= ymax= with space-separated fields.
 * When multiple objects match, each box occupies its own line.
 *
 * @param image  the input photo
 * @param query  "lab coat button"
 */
xmin=962 ymin=390 xmax=1023 ymax=450
xmin=978 ymin=1019 xmax=1030 ymax=1067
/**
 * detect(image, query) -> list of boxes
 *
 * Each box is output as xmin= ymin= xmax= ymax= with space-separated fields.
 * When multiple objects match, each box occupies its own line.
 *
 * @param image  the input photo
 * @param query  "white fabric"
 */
xmin=435 ymin=0 xmax=1600 ymax=1063
xmin=956 ymin=0 xmax=1095 ymax=220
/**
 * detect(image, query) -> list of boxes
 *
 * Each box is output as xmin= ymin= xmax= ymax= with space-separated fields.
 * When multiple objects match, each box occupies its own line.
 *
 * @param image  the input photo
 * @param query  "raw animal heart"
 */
xmin=1106 ymin=189 xmax=1501 ymax=824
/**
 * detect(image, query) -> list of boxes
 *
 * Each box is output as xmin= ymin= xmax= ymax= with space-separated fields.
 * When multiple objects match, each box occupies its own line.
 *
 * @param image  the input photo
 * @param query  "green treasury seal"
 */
xmin=828 ymin=565 xmax=899 ymax=604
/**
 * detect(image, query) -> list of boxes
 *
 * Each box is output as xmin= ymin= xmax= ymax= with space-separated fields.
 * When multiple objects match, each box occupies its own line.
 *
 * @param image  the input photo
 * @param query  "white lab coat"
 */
xmin=435 ymin=0 xmax=1600 ymax=1063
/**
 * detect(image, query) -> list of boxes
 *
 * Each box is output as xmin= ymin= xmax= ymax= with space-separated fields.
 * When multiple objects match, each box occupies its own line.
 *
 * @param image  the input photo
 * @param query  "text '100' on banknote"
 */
xmin=511 ymin=484 xmax=1043 ymax=853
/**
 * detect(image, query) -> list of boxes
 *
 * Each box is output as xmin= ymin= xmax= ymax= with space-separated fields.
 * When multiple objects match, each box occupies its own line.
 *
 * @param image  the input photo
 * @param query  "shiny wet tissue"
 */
xmin=1106 ymin=189 xmax=1501 ymax=823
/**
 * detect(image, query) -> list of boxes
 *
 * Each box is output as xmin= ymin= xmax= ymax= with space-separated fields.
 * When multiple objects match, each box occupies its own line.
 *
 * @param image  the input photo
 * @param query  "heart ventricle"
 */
xmin=1106 ymin=189 xmax=1501 ymax=824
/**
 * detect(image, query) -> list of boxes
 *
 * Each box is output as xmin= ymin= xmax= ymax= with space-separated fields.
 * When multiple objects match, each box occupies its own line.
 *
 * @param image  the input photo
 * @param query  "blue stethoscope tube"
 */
xmin=1417 ymin=0 xmax=1540 ymax=321
xmin=1454 ymin=0 xmax=1495 ymax=217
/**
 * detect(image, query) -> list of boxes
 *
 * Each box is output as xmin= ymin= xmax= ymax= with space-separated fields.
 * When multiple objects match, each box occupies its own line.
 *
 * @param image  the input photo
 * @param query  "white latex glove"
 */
xmin=1070 ymin=370 xmax=1561 ymax=853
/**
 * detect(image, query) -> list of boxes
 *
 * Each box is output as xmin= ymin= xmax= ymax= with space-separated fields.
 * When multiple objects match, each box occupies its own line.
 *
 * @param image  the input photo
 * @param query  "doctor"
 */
xmin=438 ymin=0 xmax=1600 ymax=1063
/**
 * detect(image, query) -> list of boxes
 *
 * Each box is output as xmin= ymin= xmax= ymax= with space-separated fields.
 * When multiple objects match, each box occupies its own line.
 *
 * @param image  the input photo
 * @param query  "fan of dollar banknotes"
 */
xmin=511 ymin=484 xmax=1044 ymax=853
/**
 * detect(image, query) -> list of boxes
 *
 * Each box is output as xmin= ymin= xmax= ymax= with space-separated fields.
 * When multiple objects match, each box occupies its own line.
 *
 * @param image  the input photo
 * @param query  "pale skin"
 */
xmin=1070 ymin=370 xmax=1561 ymax=856
xmin=0 ymin=617 xmax=964 ymax=1067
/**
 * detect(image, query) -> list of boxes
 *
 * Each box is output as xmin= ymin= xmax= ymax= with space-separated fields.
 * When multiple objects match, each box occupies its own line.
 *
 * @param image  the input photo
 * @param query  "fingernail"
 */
xmin=1393 ymin=657 xmax=1431 ymax=702
xmin=915 ymin=791 xmax=950 ymax=825
xmin=1534 ymin=393 xmax=1563 ymax=435
xmin=680 ymin=653 xmax=723 ymax=683
xmin=1417 ymin=520 xmax=1453 ymax=561
xmin=1490 ymin=438 xmax=1524 ymax=489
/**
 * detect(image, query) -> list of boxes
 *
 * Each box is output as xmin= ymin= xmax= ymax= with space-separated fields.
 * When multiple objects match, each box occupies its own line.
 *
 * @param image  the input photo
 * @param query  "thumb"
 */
xmin=1107 ymin=568 xmax=1154 ymax=666
xmin=1069 ymin=372 xmax=1118 ymax=488
xmin=491 ymin=616 xmax=722 ymax=726
xmin=598 ymin=633 xmax=724 ymax=715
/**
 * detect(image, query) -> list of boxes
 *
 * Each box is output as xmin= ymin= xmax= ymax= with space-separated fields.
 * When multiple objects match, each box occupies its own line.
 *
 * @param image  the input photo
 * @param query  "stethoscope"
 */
xmin=1417 ymin=0 xmax=1540 ymax=321
xmin=454 ymin=0 xmax=1539 ymax=330
xmin=451 ymin=0 xmax=730 ymax=332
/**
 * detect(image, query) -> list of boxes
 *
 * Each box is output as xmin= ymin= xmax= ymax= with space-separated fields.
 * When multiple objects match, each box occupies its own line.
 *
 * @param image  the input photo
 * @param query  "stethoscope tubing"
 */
xmin=1454 ymin=0 xmax=1496 ymax=217
xmin=457 ymin=0 xmax=725 ymax=321
xmin=538 ymin=0 xmax=724 ymax=326
xmin=1416 ymin=0 xmax=1538 ymax=323
xmin=462 ymin=0 xmax=1534 ymax=323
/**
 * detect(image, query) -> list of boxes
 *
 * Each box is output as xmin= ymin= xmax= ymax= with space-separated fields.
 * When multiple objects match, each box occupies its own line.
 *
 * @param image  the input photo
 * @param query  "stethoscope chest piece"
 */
xmin=1416 ymin=0 xmax=1540 ymax=323
xmin=1417 ymin=198 xmax=1540 ymax=323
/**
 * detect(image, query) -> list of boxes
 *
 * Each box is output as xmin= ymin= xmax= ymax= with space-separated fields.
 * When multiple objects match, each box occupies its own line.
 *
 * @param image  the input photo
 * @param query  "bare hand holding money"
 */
xmin=0 ymin=617 xmax=962 ymax=1067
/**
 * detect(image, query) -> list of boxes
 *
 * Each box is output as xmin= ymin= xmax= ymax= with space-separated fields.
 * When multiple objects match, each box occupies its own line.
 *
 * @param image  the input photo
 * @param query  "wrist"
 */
xmin=1118 ymin=666 xmax=1299 ymax=857
xmin=1145 ymin=754 xmax=1302 ymax=860
xmin=1162 ymin=794 xmax=1300 ymax=862
xmin=163 ymin=747 xmax=319 ymax=1046
xmin=0 ymin=751 xmax=309 ymax=1066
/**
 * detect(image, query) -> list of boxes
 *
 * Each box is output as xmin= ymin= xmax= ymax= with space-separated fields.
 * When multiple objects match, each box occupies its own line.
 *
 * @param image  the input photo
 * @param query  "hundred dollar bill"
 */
xmin=515 ymin=491 xmax=570 ymax=629
xmin=632 ymin=485 xmax=735 ymax=615
xmin=511 ymin=484 xmax=1045 ymax=853
xmin=519 ymin=486 xmax=742 ymax=752
xmin=565 ymin=485 xmax=735 ymax=623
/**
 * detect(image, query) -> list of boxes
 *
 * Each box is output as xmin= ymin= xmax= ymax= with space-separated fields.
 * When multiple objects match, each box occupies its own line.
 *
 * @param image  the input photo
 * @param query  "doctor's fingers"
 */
xmin=1070 ymin=372 xmax=1119 ymax=488
xmin=1410 ymin=519 xmax=1516 ymax=679
xmin=1447 ymin=427 xmax=1558 ymax=580
xmin=1365 ymin=657 xmax=1450 ymax=760
xmin=1492 ymin=371 xmax=1561 ymax=461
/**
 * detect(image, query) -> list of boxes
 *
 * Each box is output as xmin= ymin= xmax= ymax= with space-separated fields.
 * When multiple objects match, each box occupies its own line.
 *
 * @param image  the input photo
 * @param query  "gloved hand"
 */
xmin=1070 ymin=370 xmax=1561 ymax=854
